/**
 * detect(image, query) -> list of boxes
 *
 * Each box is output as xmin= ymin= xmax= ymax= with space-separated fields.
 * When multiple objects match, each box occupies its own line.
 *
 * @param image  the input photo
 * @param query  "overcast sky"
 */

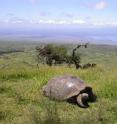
xmin=0 ymin=0 xmax=117 ymax=27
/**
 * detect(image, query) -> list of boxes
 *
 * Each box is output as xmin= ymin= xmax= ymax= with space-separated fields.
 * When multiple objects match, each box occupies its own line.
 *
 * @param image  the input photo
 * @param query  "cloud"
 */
xmin=94 ymin=1 xmax=107 ymax=9
xmin=83 ymin=1 xmax=107 ymax=10
xmin=38 ymin=20 xmax=57 ymax=24
xmin=32 ymin=19 xmax=85 ymax=25
xmin=1 ymin=14 xmax=117 ymax=27
xmin=92 ymin=22 xmax=106 ymax=26
xmin=0 ymin=19 xmax=9 ymax=24
xmin=72 ymin=19 xmax=85 ymax=24
xmin=30 ymin=0 xmax=36 ymax=4
xmin=91 ymin=21 xmax=117 ymax=26
xmin=39 ymin=12 xmax=48 ymax=17
xmin=3 ymin=16 xmax=28 ymax=24
xmin=2 ymin=18 xmax=117 ymax=27
xmin=34 ymin=20 xmax=69 ymax=24
xmin=6 ymin=13 xmax=14 ymax=17
xmin=9 ymin=17 xmax=24 ymax=23
xmin=61 ymin=13 xmax=74 ymax=18
xmin=31 ymin=19 xmax=117 ymax=27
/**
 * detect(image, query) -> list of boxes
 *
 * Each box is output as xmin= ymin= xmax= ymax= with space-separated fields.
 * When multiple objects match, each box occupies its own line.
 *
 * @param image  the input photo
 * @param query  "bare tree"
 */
xmin=71 ymin=43 xmax=88 ymax=69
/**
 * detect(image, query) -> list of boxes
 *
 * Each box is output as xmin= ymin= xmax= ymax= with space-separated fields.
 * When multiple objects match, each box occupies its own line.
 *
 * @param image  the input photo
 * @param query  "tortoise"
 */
xmin=43 ymin=74 xmax=96 ymax=108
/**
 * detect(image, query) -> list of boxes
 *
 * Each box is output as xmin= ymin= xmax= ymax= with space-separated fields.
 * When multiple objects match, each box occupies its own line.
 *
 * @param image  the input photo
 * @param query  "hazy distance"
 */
xmin=0 ymin=24 xmax=117 ymax=45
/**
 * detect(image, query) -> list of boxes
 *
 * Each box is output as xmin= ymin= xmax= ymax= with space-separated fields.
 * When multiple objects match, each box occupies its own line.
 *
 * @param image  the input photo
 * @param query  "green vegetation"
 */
xmin=36 ymin=44 xmax=68 ymax=66
xmin=36 ymin=43 xmax=91 ymax=69
xmin=0 ymin=41 xmax=117 ymax=124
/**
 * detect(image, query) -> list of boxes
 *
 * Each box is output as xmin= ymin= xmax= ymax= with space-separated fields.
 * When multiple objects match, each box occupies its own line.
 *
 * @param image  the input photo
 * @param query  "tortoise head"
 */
xmin=76 ymin=86 xmax=97 ymax=108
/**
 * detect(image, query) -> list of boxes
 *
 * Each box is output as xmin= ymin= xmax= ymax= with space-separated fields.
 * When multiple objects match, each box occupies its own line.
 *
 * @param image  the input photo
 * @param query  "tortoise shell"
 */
xmin=43 ymin=75 xmax=90 ymax=100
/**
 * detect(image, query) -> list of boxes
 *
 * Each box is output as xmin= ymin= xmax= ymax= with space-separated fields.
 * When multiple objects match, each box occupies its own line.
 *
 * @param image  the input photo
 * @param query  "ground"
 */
xmin=0 ymin=42 xmax=117 ymax=124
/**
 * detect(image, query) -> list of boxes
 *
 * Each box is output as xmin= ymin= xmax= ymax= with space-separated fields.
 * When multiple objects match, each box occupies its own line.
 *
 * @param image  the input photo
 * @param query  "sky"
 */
xmin=0 ymin=0 xmax=117 ymax=26
xmin=0 ymin=0 xmax=117 ymax=44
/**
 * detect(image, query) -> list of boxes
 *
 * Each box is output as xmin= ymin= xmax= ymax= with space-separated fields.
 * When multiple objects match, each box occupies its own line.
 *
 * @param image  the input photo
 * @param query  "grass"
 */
xmin=0 ymin=42 xmax=117 ymax=124
xmin=0 ymin=66 xmax=117 ymax=124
